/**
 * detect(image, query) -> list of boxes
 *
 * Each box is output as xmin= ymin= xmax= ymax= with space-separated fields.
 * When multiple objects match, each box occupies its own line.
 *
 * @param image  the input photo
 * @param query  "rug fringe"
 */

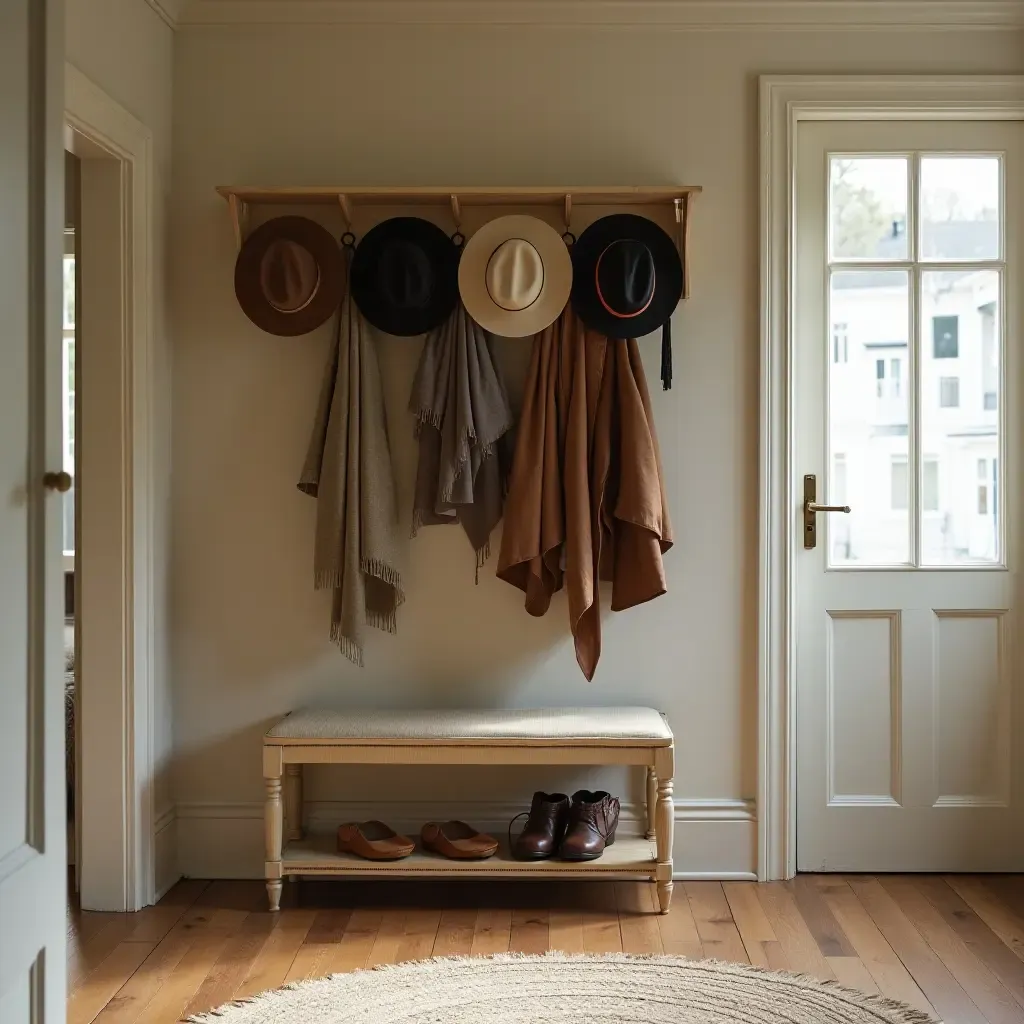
xmin=183 ymin=951 xmax=941 ymax=1024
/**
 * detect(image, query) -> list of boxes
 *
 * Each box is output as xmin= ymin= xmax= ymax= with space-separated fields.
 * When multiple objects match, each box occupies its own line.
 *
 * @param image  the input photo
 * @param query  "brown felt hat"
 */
xmin=234 ymin=216 xmax=344 ymax=336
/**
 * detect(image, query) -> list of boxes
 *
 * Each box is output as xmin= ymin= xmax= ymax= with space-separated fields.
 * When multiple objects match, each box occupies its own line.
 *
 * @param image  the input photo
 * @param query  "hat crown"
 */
xmin=377 ymin=239 xmax=433 ymax=311
xmin=259 ymin=239 xmax=320 ymax=313
xmin=485 ymin=237 xmax=544 ymax=312
xmin=596 ymin=238 xmax=655 ymax=318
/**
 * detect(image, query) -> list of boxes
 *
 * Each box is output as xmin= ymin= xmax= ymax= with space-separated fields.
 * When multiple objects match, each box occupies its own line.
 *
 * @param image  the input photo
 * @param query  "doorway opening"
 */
xmin=63 ymin=63 xmax=163 ymax=910
xmin=63 ymin=151 xmax=79 ymax=889
xmin=758 ymin=76 xmax=1024 ymax=881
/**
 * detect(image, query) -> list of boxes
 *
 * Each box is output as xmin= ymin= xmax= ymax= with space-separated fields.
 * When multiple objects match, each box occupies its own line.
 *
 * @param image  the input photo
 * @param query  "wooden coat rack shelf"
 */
xmin=216 ymin=184 xmax=701 ymax=296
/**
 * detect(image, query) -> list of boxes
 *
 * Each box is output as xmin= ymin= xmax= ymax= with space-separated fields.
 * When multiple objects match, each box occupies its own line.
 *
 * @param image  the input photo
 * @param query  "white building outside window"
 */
xmin=828 ymin=154 xmax=1000 ymax=565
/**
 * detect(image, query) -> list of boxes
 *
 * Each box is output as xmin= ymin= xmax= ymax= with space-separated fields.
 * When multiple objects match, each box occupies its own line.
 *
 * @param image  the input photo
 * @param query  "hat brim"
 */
xmin=350 ymin=218 xmax=460 ymax=337
xmin=571 ymin=213 xmax=682 ymax=339
xmin=234 ymin=216 xmax=344 ymax=337
xmin=459 ymin=215 xmax=572 ymax=338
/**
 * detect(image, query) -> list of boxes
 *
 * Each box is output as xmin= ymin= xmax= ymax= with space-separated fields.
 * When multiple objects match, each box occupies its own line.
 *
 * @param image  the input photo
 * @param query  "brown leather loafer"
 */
xmin=512 ymin=792 xmax=570 ymax=860
xmin=421 ymin=821 xmax=498 ymax=860
xmin=337 ymin=821 xmax=414 ymax=861
xmin=559 ymin=790 xmax=620 ymax=861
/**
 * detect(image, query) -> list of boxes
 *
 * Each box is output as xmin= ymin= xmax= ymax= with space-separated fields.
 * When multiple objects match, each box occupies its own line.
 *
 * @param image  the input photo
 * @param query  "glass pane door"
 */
xmin=827 ymin=153 xmax=1004 ymax=567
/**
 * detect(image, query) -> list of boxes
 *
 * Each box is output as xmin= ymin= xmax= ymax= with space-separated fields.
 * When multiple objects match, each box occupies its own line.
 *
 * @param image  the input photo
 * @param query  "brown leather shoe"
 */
xmin=336 ymin=821 xmax=414 ymax=861
xmin=421 ymin=821 xmax=498 ymax=860
xmin=512 ymin=792 xmax=570 ymax=860
xmin=559 ymin=790 xmax=620 ymax=861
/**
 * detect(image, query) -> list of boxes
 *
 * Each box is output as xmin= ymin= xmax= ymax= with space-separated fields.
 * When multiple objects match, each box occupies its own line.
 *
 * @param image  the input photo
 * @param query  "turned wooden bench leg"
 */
xmin=654 ymin=745 xmax=675 ymax=914
xmin=646 ymin=766 xmax=658 ymax=841
xmin=264 ymin=747 xmax=283 ymax=912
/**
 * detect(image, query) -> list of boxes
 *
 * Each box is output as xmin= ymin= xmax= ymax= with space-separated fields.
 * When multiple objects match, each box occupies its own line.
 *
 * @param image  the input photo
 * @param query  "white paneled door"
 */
xmin=0 ymin=0 xmax=67 ymax=1020
xmin=795 ymin=120 xmax=1024 ymax=871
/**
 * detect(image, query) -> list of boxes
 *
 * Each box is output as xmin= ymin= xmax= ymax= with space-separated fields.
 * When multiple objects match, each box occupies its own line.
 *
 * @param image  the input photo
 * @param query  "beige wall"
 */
xmin=170 ymin=22 xmax=1023 ymax=877
xmin=66 ymin=0 xmax=176 ymax=832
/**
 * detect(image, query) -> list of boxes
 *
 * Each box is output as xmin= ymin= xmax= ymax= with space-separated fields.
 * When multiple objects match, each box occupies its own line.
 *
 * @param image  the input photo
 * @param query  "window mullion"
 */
xmin=909 ymin=152 xmax=921 ymax=568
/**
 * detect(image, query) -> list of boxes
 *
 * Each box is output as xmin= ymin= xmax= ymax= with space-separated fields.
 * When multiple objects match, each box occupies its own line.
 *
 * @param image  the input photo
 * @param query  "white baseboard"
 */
xmin=175 ymin=798 xmax=756 ymax=881
xmin=154 ymin=804 xmax=180 ymax=901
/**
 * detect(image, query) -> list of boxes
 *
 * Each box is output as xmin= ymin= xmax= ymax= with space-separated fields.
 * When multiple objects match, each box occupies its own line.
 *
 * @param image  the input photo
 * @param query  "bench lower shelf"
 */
xmin=276 ymin=833 xmax=657 ymax=879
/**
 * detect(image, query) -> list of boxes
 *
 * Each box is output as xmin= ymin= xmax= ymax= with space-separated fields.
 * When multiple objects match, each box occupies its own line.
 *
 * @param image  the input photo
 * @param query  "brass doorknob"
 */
xmin=43 ymin=471 xmax=73 ymax=493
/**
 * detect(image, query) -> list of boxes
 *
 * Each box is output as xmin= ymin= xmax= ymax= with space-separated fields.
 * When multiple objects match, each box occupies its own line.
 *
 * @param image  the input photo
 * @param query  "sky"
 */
xmin=832 ymin=155 xmax=1000 ymax=219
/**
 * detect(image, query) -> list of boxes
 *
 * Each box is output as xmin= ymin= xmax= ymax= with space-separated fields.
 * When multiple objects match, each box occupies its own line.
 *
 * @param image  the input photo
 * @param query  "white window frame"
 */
xmin=758 ymin=74 xmax=1024 ymax=881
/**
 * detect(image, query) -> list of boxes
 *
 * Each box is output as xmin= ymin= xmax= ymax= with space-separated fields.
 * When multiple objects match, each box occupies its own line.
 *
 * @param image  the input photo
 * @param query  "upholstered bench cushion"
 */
xmin=266 ymin=707 xmax=672 ymax=745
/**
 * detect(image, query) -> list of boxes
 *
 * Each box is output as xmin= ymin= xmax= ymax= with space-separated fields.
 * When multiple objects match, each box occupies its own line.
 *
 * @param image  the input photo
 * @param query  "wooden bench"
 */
xmin=263 ymin=707 xmax=675 ymax=914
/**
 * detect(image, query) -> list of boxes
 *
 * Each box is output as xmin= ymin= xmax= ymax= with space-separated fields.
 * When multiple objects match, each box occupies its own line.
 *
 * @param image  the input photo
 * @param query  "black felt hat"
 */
xmin=234 ymin=216 xmax=345 ymax=337
xmin=571 ymin=213 xmax=683 ymax=389
xmin=350 ymin=217 xmax=461 ymax=337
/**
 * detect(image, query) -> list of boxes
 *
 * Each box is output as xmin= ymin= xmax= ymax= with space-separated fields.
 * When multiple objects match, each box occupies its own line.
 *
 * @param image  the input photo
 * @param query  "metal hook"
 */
xmin=450 ymin=194 xmax=462 ymax=231
xmin=563 ymin=193 xmax=572 ymax=233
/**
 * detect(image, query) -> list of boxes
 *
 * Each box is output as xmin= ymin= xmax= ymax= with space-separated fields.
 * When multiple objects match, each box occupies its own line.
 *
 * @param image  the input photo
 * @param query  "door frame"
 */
xmin=757 ymin=74 xmax=1024 ymax=881
xmin=64 ymin=63 xmax=159 ymax=910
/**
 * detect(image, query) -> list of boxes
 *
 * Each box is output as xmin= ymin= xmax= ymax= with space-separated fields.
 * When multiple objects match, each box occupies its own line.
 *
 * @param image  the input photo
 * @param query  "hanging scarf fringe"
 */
xmin=412 ymin=407 xmax=509 ymax=507
xmin=330 ymin=628 xmax=363 ymax=668
xmin=363 ymin=557 xmax=405 ymax=607
xmin=474 ymin=538 xmax=491 ymax=586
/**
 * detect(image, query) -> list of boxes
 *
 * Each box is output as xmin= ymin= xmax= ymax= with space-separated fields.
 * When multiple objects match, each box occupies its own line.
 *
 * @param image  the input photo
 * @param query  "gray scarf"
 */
xmin=409 ymin=302 xmax=513 ymax=575
xmin=298 ymin=272 xmax=404 ymax=665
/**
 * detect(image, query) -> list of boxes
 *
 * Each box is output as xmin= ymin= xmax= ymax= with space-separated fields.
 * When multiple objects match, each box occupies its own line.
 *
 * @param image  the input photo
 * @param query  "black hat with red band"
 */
xmin=570 ymin=213 xmax=683 ymax=389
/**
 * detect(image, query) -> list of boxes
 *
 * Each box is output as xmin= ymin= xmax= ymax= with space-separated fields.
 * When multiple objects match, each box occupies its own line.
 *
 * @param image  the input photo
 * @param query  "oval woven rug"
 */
xmin=184 ymin=952 xmax=938 ymax=1024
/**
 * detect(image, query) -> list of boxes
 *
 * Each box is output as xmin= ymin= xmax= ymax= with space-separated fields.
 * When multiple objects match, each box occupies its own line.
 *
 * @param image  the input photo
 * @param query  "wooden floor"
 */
xmin=68 ymin=874 xmax=1024 ymax=1023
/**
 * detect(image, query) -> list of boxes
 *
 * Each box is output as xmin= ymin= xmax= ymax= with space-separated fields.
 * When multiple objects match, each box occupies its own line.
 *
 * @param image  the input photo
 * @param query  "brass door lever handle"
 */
xmin=805 ymin=502 xmax=851 ymax=514
xmin=803 ymin=475 xmax=851 ymax=549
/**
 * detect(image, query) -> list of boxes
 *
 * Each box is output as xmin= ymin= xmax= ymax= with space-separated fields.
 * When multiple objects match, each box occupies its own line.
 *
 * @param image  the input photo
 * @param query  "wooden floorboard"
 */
xmin=616 ymin=882 xmax=664 ymax=955
xmin=432 ymin=908 xmax=478 ymax=957
xmin=756 ymin=881 xmax=836 ymax=980
xmin=817 ymin=879 xmax=937 ymax=1015
xmin=179 ymin=911 xmax=278 ymax=1020
xmin=509 ymin=906 xmax=551 ymax=955
xmin=471 ymin=907 xmax=513 ymax=956
xmin=580 ymin=882 xmax=622 ymax=955
xmin=67 ymin=875 xmax=1024 ymax=1024
xmin=849 ymin=877 xmax=989 ymax=1024
xmin=723 ymin=881 xmax=776 ymax=967
xmin=684 ymin=881 xmax=749 ymax=964
xmin=880 ymin=877 xmax=1022 ymax=1024
xmin=948 ymin=878 xmax=1024 ymax=963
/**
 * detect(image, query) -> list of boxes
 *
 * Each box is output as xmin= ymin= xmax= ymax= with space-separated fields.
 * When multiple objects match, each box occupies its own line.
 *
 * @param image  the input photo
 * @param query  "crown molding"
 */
xmin=144 ymin=0 xmax=184 ymax=28
xmin=176 ymin=0 xmax=1024 ymax=30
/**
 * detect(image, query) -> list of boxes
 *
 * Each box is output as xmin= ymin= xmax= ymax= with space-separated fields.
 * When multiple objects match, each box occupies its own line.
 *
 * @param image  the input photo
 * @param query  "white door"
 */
xmin=795 ymin=119 xmax=1024 ymax=871
xmin=0 ymin=0 xmax=69 ymax=1020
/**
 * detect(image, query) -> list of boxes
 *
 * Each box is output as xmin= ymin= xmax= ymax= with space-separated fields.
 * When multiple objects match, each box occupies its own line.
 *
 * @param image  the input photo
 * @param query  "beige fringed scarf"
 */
xmin=298 ymin=270 xmax=405 ymax=665
xmin=409 ymin=302 xmax=514 ymax=575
